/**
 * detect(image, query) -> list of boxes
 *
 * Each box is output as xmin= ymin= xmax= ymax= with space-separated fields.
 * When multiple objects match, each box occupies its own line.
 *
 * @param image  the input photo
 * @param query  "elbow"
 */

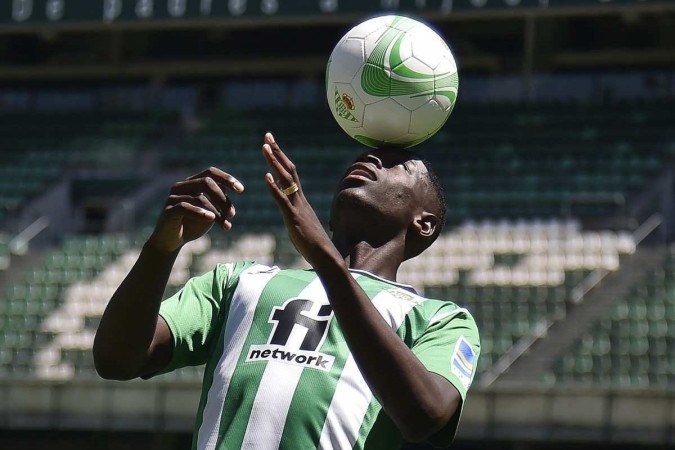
xmin=398 ymin=408 xmax=449 ymax=443
xmin=93 ymin=359 xmax=137 ymax=381
xmin=92 ymin=337 xmax=139 ymax=381
xmin=397 ymin=391 xmax=459 ymax=444
xmin=398 ymin=376 xmax=462 ymax=444
xmin=93 ymin=351 xmax=135 ymax=381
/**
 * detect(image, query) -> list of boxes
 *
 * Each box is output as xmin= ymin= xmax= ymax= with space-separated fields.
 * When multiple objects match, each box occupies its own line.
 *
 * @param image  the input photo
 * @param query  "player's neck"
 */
xmin=332 ymin=234 xmax=405 ymax=282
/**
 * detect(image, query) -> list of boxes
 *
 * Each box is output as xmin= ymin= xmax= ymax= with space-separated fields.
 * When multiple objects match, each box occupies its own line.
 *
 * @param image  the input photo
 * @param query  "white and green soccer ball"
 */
xmin=326 ymin=15 xmax=458 ymax=149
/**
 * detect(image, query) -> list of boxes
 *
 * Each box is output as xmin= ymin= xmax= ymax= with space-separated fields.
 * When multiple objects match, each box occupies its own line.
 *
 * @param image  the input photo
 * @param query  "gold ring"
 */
xmin=281 ymin=183 xmax=299 ymax=196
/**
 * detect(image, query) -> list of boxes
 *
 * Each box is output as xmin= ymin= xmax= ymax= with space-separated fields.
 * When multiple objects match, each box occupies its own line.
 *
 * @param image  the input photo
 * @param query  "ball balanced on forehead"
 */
xmin=326 ymin=15 xmax=459 ymax=149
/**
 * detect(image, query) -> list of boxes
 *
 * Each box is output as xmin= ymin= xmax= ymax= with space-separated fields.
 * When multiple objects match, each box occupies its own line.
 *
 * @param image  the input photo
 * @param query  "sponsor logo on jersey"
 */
xmin=451 ymin=336 xmax=476 ymax=389
xmin=247 ymin=345 xmax=334 ymax=370
xmin=246 ymin=297 xmax=335 ymax=372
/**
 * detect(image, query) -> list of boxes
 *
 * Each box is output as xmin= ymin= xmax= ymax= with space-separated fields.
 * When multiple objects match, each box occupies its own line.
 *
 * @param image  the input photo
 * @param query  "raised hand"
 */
xmin=147 ymin=167 xmax=244 ymax=254
xmin=262 ymin=132 xmax=340 ymax=269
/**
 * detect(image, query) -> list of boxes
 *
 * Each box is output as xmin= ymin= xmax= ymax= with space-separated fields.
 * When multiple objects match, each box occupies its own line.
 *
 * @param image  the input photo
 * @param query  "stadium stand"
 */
xmin=0 ymin=218 xmax=639 ymax=381
xmin=2 ymin=1 xmax=675 ymax=447
xmin=155 ymin=100 xmax=675 ymax=230
xmin=401 ymin=220 xmax=637 ymax=374
xmin=0 ymin=234 xmax=131 ymax=378
xmin=0 ymin=86 xmax=672 ymax=450
xmin=0 ymin=95 xmax=671 ymax=386
xmin=435 ymin=101 xmax=674 ymax=221
xmin=0 ymin=111 xmax=175 ymax=231
xmin=551 ymin=246 xmax=675 ymax=387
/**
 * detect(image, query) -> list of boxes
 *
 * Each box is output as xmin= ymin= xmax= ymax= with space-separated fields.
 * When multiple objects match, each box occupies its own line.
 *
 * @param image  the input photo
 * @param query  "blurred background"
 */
xmin=0 ymin=1 xmax=674 ymax=449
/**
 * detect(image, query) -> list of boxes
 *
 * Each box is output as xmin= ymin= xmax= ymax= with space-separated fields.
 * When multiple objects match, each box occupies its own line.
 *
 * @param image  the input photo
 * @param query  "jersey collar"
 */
xmin=348 ymin=268 xmax=418 ymax=294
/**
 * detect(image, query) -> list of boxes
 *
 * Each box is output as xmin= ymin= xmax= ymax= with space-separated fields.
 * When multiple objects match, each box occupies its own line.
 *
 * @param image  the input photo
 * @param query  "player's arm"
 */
xmin=321 ymin=268 xmax=460 ymax=443
xmin=93 ymin=168 xmax=243 ymax=381
xmin=262 ymin=134 xmax=459 ymax=443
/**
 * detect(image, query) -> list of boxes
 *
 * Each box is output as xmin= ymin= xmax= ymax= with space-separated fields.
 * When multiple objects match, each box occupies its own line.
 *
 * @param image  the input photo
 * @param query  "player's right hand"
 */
xmin=147 ymin=167 xmax=244 ymax=254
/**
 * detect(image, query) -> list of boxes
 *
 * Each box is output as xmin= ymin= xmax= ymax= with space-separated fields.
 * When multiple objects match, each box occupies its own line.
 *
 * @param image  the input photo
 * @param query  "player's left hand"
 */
xmin=262 ymin=132 xmax=341 ymax=269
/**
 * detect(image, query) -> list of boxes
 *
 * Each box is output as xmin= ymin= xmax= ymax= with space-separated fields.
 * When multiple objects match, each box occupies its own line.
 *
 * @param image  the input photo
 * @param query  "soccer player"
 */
xmin=93 ymin=132 xmax=480 ymax=450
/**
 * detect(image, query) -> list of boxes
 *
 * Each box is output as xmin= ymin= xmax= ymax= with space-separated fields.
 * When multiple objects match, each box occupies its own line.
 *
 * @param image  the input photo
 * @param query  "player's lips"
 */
xmin=342 ymin=163 xmax=377 ymax=182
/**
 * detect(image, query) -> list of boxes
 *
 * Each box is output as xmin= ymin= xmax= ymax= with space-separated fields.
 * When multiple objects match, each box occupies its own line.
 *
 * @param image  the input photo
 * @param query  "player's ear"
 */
xmin=412 ymin=211 xmax=438 ymax=238
xmin=404 ymin=211 xmax=439 ymax=260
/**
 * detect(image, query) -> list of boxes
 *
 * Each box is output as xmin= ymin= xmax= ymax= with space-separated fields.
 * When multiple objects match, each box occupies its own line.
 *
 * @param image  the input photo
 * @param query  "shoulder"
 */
xmin=413 ymin=290 xmax=475 ymax=321
xmin=407 ymin=293 xmax=480 ymax=340
xmin=214 ymin=261 xmax=279 ymax=280
xmin=212 ymin=263 xmax=318 ymax=290
xmin=215 ymin=260 xmax=274 ymax=274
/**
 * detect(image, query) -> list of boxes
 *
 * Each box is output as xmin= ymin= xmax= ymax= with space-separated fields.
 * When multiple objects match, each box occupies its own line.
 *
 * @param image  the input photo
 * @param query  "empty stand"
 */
xmin=400 ymin=219 xmax=636 ymax=374
xmin=0 ymin=111 xmax=176 ymax=228
xmin=0 ymin=99 xmax=671 ymax=387
xmin=0 ymin=219 xmax=639 ymax=382
xmin=0 ymin=235 xmax=132 ymax=378
xmin=8 ymin=99 xmax=658 ymax=238
xmin=157 ymin=101 xmax=675 ymax=229
xmin=551 ymin=247 xmax=675 ymax=386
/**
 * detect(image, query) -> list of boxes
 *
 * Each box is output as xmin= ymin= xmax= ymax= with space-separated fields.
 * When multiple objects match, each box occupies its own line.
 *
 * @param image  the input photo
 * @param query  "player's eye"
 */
xmin=401 ymin=162 xmax=412 ymax=173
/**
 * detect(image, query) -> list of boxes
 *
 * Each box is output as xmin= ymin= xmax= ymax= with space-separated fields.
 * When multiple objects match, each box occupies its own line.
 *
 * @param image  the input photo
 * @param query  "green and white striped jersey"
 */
xmin=154 ymin=262 xmax=480 ymax=450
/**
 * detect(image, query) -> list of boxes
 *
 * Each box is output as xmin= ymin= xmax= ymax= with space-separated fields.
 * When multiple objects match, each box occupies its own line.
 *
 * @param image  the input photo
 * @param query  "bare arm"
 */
xmin=93 ymin=168 xmax=244 ymax=380
xmin=316 ymin=261 xmax=460 ymax=442
xmin=262 ymin=134 xmax=460 ymax=443
xmin=93 ymin=245 xmax=178 ymax=380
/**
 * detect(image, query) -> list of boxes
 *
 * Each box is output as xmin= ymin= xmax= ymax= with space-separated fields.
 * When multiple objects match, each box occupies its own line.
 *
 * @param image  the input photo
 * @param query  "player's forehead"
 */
xmin=354 ymin=149 xmax=426 ymax=172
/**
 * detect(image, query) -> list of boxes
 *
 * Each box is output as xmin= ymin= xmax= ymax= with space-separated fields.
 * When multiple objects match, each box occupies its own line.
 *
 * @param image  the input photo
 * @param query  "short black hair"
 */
xmin=401 ymin=153 xmax=447 ymax=260
xmin=352 ymin=150 xmax=446 ymax=227
xmin=420 ymin=158 xmax=447 ymax=237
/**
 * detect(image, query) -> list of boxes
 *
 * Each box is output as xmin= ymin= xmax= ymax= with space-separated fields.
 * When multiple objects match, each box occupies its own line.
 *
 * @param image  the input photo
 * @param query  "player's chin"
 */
xmin=332 ymin=183 xmax=374 ymax=211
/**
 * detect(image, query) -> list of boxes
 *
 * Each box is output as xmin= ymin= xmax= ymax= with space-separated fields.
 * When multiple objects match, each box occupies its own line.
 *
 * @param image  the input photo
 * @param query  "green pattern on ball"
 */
xmin=360 ymin=16 xmax=458 ymax=104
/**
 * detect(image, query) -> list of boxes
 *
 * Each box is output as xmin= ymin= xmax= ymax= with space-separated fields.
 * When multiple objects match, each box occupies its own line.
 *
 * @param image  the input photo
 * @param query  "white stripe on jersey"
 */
xmin=318 ymin=287 xmax=421 ymax=449
xmin=198 ymin=264 xmax=278 ymax=450
xmin=318 ymin=354 xmax=368 ymax=450
xmin=240 ymin=277 xmax=329 ymax=449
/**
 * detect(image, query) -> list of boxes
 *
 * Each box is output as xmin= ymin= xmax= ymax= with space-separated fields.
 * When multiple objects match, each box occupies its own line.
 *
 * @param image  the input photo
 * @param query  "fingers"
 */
xmin=186 ymin=166 xmax=244 ymax=192
xmin=265 ymin=133 xmax=298 ymax=183
xmin=167 ymin=167 xmax=242 ymax=230
xmin=166 ymin=194 xmax=234 ymax=228
xmin=164 ymin=197 xmax=217 ymax=223
xmin=262 ymin=132 xmax=301 ymax=192
xmin=265 ymin=172 xmax=287 ymax=206
xmin=171 ymin=180 xmax=233 ymax=220
xmin=263 ymin=144 xmax=293 ymax=188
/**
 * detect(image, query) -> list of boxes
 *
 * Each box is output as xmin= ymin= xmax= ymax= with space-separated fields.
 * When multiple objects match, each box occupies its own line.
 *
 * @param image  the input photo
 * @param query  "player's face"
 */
xmin=331 ymin=149 xmax=428 ymax=229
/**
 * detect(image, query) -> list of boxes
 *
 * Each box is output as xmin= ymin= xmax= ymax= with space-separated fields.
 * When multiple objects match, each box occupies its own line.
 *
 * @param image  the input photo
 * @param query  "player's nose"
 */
xmin=360 ymin=152 xmax=383 ymax=169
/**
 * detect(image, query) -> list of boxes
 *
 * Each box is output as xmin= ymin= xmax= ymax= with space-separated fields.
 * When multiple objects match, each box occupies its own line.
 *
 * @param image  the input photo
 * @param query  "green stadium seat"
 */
xmin=551 ymin=248 xmax=675 ymax=387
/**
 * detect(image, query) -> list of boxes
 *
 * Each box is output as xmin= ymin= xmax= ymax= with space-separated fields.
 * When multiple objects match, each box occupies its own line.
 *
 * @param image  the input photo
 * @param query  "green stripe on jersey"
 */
xmin=191 ymin=262 xmax=255 ymax=449
xmin=353 ymin=275 xmax=416 ymax=449
xmin=353 ymin=274 xmax=409 ymax=450
xmin=215 ymin=269 xmax=316 ymax=448
xmin=279 ymin=292 xmax=351 ymax=448
xmin=278 ymin=273 xmax=386 ymax=449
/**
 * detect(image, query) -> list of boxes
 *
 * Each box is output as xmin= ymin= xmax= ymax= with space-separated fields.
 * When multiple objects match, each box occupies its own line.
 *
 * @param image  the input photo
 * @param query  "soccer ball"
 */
xmin=326 ymin=15 xmax=458 ymax=149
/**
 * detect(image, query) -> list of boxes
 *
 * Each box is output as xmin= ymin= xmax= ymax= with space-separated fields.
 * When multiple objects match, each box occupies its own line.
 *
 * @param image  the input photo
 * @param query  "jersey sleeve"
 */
xmin=147 ymin=261 xmax=253 ymax=378
xmin=411 ymin=305 xmax=481 ymax=447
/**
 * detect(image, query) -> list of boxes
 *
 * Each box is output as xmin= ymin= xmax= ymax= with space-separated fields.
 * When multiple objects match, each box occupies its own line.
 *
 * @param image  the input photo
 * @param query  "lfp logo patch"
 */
xmin=451 ymin=336 xmax=476 ymax=390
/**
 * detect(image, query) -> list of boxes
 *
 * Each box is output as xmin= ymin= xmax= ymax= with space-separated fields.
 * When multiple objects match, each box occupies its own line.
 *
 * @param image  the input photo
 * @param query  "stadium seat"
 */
xmin=550 ymin=248 xmax=675 ymax=386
